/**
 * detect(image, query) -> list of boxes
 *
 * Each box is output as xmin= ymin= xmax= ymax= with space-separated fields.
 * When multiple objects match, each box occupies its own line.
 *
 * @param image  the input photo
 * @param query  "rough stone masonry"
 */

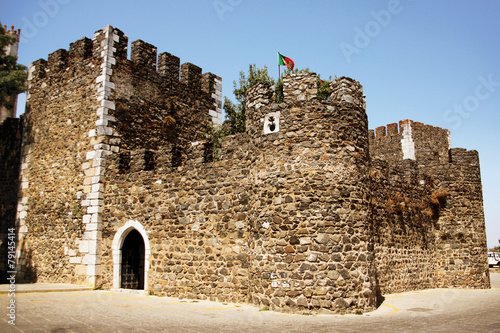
xmin=0 ymin=25 xmax=489 ymax=314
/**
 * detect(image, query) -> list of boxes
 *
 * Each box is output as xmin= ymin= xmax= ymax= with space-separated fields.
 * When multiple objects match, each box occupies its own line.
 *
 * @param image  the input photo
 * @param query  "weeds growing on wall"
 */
xmin=203 ymin=122 xmax=230 ymax=161
xmin=430 ymin=190 xmax=448 ymax=208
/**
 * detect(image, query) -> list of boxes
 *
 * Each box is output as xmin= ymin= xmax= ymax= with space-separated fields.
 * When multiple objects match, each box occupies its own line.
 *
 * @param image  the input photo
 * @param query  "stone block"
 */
xmin=90 ymin=199 xmax=104 ymax=207
xmin=87 ymin=192 xmax=103 ymax=200
xmin=88 ymin=240 xmax=101 ymax=255
xmin=85 ymin=222 xmax=102 ymax=231
xmin=82 ymin=214 xmax=91 ymax=224
xmin=86 ymin=151 xmax=96 ymax=160
xmin=79 ymin=240 xmax=89 ymax=253
xmin=91 ymin=183 xmax=104 ymax=193
xmin=87 ymin=205 xmax=103 ymax=214
xmin=75 ymin=265 xmax=87 ymax=276
xmin=69 ymin=257 xmax=82 ymax=264
xmin=296 ymin=296 xmax=308 ymax=307
xmin=87 ymin=264 xmax=101 ymax=276
xmin=84 ymin=168 xmax=95 ymax=177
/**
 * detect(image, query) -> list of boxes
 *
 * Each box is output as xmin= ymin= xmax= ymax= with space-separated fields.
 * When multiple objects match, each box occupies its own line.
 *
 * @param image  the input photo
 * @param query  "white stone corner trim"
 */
xmin=400 ymin=121 xmax=416 ymax=160
xmin=80 ymin=26 xmax=121 ymax=288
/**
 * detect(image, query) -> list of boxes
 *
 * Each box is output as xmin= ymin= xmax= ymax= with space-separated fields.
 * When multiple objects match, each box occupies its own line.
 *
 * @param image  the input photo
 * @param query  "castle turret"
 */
xmin=244 ymin=73 xmax=376 ymax=313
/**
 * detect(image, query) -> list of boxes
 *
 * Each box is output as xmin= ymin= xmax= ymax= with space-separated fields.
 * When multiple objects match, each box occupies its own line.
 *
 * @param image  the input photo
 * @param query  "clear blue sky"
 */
xmin=2 ymin=0 xmax=499 ymax=247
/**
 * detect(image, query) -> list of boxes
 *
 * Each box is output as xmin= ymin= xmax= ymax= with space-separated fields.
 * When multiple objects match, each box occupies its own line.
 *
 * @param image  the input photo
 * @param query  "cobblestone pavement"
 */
xmin=1 ymin=272 xmax=499 ymax=332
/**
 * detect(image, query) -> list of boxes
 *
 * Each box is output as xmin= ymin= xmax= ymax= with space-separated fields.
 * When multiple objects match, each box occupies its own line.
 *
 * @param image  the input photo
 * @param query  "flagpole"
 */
xmin=277 ymin=52 xmax=280 ymax=80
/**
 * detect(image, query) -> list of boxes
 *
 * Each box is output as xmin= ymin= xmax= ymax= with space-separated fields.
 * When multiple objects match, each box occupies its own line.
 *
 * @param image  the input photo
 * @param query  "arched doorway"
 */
xmin=112 ymin=220 xmax=151 ymax=291
xmin=120 ymin=229 xmax=145 ymax=289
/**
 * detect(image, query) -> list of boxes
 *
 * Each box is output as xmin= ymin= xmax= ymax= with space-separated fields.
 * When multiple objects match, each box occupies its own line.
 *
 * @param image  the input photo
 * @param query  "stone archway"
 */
xmin=120 ymin=229 xmax=144 ymax=289
xmin=112 ymin=220 xmax=150 ymax=290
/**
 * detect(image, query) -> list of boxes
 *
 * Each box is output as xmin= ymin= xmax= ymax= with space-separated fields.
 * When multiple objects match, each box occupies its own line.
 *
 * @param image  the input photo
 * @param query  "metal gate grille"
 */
xmin=121 ymin=229 xmax=145 ymax=289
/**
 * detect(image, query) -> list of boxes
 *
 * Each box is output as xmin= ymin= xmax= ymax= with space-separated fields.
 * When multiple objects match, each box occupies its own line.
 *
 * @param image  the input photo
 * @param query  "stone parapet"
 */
xmin=283 ymin=73 xmax=317 ymax=102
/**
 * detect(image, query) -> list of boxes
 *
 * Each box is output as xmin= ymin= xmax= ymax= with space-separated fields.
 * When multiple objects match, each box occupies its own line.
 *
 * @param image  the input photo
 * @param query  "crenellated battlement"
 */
xmin=27 ymin=25 xmax=223 ymax=140
xmin=330 ymin=76 xmax=365 ymax=109
xmin=245 ymin=73 xmax=366 ymax=107
xmin=370 ymin=120 xmax=450 ymax=140
xmin=28 ymin=26 xmax=222 ymax=111
xmin=4 ymin=24 xmax=20 ymax=38
xmin=69 ymin=37 xmax=93 ymax=61
xmin=47 ymin=48 xmax=69 ymax=71
xmin=369 ymin=122 xmax=399 ymax=139
xmin=369 ymin=119 xmax=452 ymax=164
xmin=245 ymin=73 xmax=367 ymax=140
xmin=158 ymin=51 xmax=179 ymax=82
xmin=131 ymin=39 xmax=157 ymax=71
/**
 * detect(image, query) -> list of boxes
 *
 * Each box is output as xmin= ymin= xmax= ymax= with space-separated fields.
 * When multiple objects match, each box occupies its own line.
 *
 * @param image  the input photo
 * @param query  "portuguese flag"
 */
xmin=278 ymin=53 xmax=294 ymax=70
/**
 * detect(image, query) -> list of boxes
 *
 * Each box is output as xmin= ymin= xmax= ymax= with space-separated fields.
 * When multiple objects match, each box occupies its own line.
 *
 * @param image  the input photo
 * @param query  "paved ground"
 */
xmin=1 ymin=272 xmax=499 ymax=332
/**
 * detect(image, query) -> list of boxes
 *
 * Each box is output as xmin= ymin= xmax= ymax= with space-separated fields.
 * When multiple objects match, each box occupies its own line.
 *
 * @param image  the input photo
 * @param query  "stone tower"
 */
xmin=13 ymin=25 xmax=222 ymax=287
xmin=244 ymin=73 xmax=377 ymax=311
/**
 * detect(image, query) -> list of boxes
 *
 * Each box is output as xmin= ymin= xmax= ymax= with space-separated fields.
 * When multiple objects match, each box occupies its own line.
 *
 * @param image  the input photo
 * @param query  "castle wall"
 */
xmin=16 ymin=36 xmax=101 ymax=283
xmin=369 ymin=120 xmax=451 ymax=165
xmin=16 ymin=26 xmax=224 ymax=287
xmin=96 ymin=74 xmax=379 ymax=314
xmin=369 ymin=122 xmax=403 ymax=163
xmin=370 ymin=159 xmax=438 ymax=294
xmin=111 ymin=39 xmax=222 ymax=151
xmin=369 ymin=120 xmax=490 ymax=292
xmin=431 ymin=148 xmax=489 ymax=288
xmin=412 ymin=122 xmax=450 ymax=165
xmin=100 ymin=134 xmax=254 ymax=302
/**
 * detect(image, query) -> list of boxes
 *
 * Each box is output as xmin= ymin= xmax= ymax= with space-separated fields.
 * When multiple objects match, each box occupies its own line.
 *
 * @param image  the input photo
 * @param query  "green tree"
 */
xmin=490 ymin=239 xmax=500 ymax=252
xmin=222 ymin=96 xmax=244 ymax=135
xmin=223 ymin=64 xmax=275 ymax=134
xmin=317 ymin=75 xmax=333 ymax=100
xmin=204 ymin=65 xmax=275 ymax=159
xmin=0 ymin=23 xmax=27 ymax=110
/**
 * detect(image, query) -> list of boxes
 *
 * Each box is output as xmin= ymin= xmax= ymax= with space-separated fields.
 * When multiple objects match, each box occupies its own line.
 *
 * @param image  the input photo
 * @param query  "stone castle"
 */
xmin=0 ymin=25 xmax=490 ymax=314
